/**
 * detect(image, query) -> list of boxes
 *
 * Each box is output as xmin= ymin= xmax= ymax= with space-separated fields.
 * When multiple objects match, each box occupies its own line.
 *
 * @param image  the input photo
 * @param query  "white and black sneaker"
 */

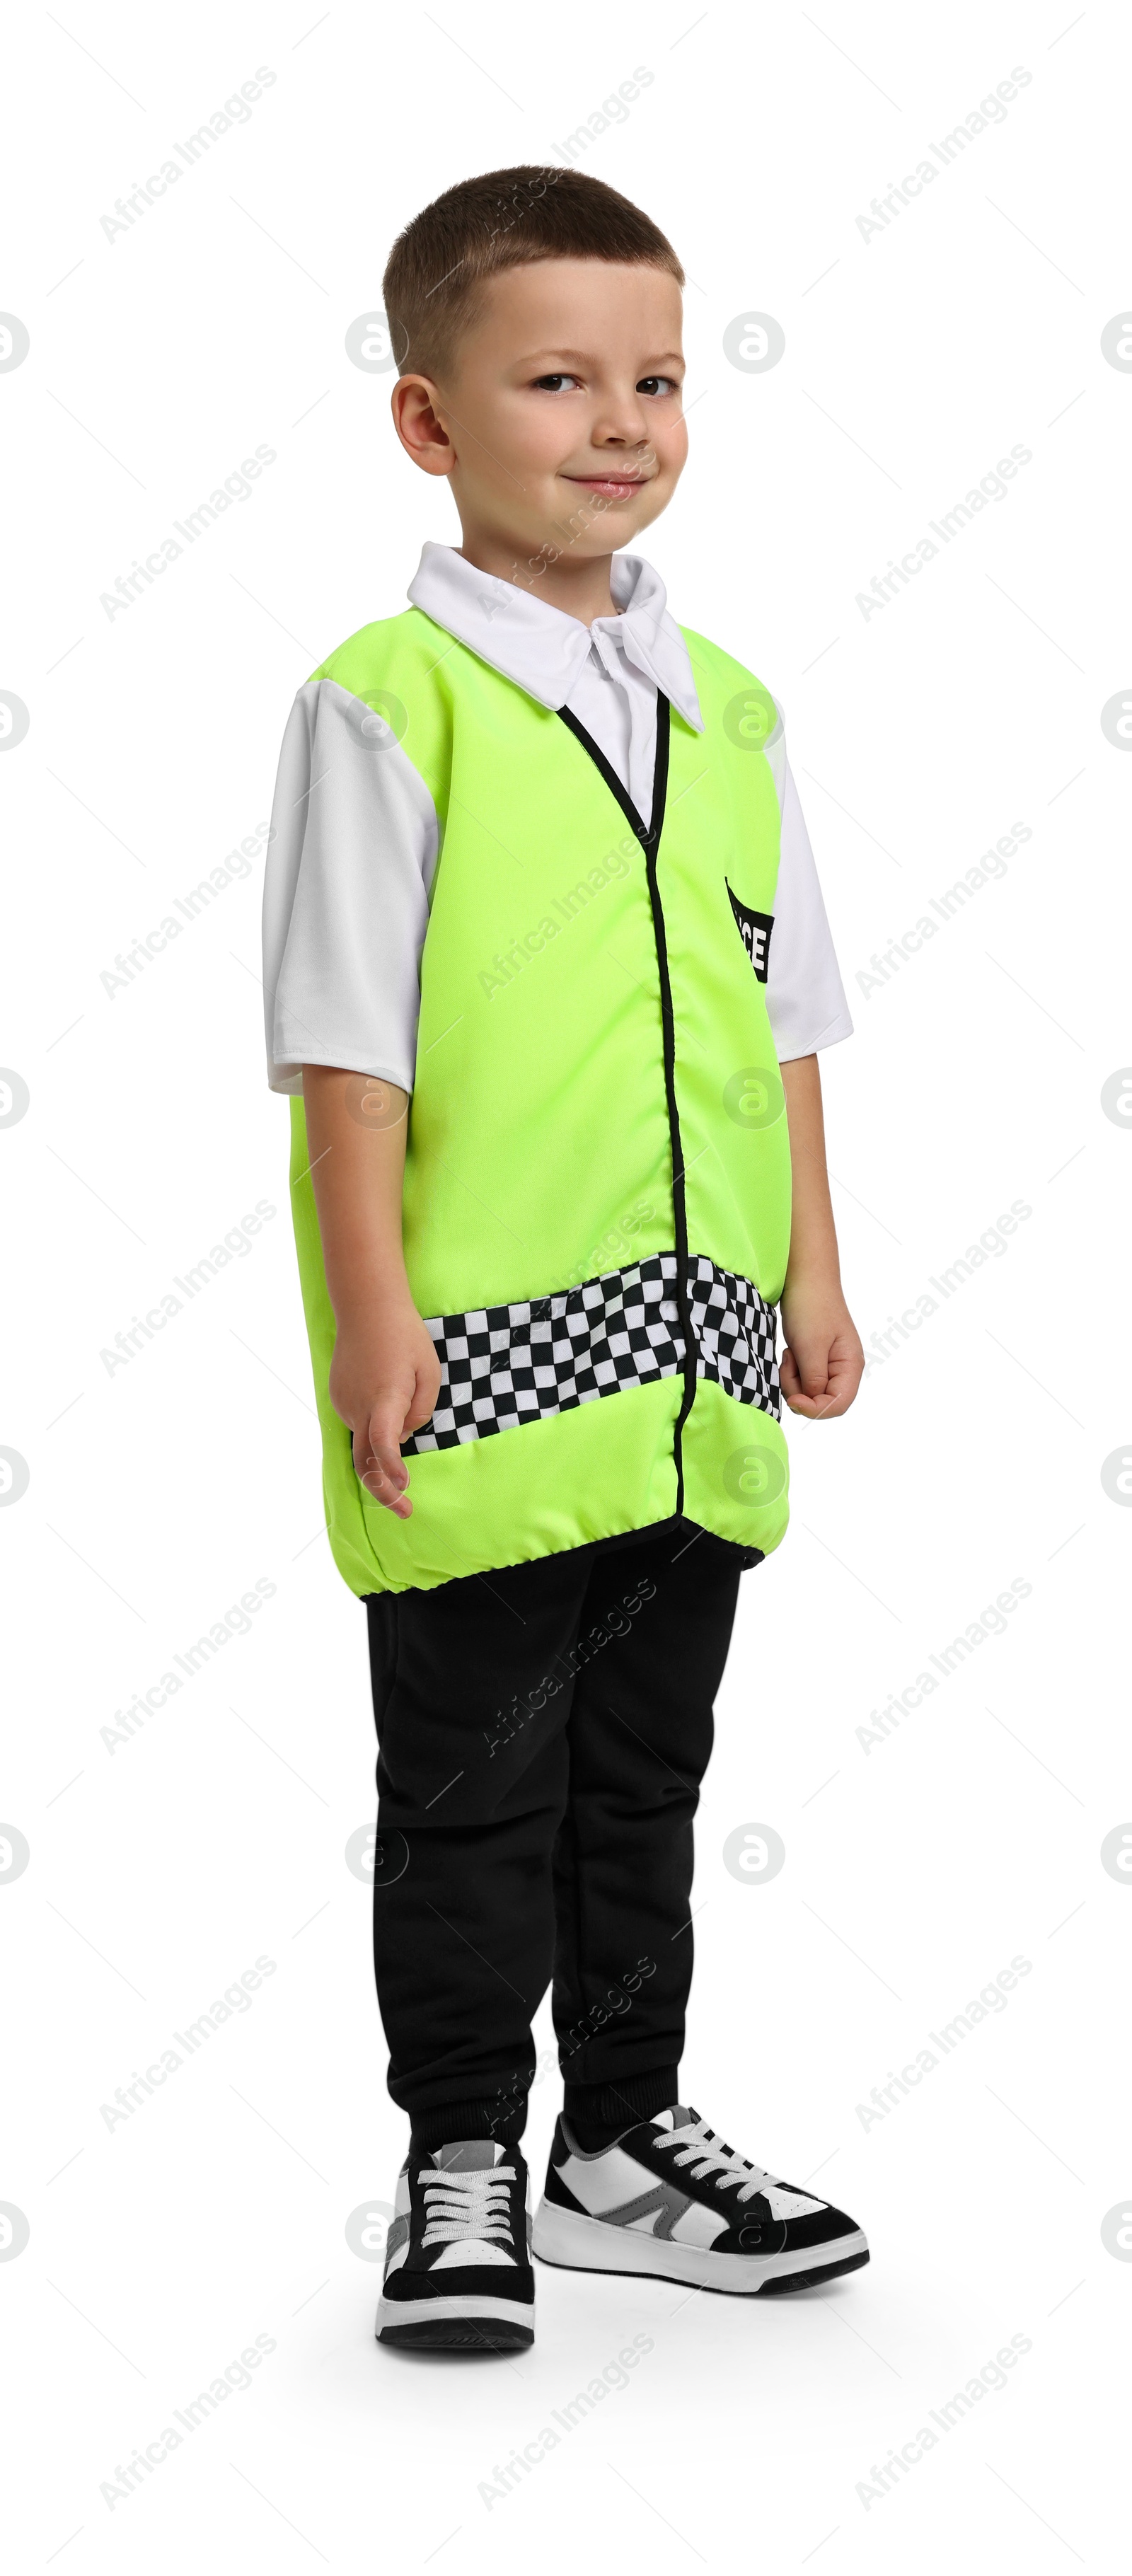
xmin=376 ymin=2139 xmax=534 ymax=2350
xmin=532 ymin=2106 xmax=868 ymax=2296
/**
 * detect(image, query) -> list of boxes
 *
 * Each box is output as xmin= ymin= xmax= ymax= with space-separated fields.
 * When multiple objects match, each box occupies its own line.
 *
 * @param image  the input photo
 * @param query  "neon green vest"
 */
xmin=289 ymin=607 xmax=792 ymax=1595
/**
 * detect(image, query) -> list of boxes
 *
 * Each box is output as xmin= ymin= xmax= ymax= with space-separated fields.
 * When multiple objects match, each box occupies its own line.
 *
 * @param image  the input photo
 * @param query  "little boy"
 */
xmin=262 ymin=165 xmax=867 ymax=2351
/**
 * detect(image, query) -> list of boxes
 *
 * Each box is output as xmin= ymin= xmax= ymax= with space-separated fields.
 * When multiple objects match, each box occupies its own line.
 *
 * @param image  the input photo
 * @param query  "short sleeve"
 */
xmin=261 ymin=679 xmax=440 ymax=1096
xmin=765 ymin=718 xmax=853 ymax=1063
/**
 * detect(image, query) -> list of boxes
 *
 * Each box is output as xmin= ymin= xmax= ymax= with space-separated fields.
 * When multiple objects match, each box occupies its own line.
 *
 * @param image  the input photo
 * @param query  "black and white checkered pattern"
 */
xmin=686 ymin=1256 xmax=779 ymax=1409
xmin=403 ymin=1252 xmax=779 ymax=1454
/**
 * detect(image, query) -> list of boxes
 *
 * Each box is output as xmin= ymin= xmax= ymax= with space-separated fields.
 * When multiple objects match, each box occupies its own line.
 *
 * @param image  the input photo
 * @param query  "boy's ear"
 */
xmin=391 ymin=376 xmax=456 ymax=477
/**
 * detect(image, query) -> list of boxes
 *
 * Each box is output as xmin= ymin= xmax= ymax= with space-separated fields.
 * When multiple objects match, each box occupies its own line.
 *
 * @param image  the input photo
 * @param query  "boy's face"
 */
xmin=399 ymin=258 xmax=687 ymax=568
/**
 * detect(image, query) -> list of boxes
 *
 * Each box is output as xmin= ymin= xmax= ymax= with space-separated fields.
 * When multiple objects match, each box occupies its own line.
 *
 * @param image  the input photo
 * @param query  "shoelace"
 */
xmin=653 ymin=2121 xmax=775 ymax=2205
xmin=420 ymin=2165 xmax=517 ymax=2248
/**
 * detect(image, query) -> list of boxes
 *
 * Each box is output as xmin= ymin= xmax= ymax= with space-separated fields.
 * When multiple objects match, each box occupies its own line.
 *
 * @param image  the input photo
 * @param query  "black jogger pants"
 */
xmin=364 ymin=1518 xmax=746 ymax=2147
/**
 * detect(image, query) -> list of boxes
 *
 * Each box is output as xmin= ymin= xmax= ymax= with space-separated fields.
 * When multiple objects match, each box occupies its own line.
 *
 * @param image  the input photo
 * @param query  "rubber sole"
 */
xmin=531 ymin=2197 xmax=869 ymax=2296
xmin=376 ymin=2289 xmax=534 ymax=2350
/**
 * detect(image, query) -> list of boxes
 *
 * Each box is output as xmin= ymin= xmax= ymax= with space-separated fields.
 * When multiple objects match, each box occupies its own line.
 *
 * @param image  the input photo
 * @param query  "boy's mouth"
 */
xmin=562 ymin=473 xmax=652 ymax=499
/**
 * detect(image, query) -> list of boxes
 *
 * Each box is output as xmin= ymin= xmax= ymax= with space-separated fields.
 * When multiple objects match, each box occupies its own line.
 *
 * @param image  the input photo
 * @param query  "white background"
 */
xmin=3 ymin=1 xmax=1128 ymax=2566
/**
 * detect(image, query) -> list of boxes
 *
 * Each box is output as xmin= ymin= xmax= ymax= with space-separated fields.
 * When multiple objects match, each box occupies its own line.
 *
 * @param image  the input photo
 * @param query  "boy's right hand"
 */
xmin=328 ymin=1297 xmax=441 ymax=1519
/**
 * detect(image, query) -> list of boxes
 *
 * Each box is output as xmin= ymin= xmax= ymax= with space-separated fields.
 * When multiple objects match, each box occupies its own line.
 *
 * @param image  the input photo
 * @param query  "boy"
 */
xmin=262 ymin=166 xmax=867 ymax=2352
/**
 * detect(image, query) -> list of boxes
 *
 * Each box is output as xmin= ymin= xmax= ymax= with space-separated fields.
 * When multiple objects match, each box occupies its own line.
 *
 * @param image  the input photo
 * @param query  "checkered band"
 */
xmin=403 ymin=1252 xmax=779 ymax=1454
xmin=686 ymin=1256 xmax=780 ymax=1410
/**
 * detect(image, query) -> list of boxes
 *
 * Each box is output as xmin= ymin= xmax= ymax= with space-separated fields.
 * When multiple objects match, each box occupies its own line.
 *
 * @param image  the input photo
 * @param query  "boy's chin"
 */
xmin=550 ymin=487 xmax=659 ymax=532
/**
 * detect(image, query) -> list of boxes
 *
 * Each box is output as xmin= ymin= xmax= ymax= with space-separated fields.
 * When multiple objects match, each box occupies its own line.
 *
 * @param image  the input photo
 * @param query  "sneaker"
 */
xmin=531 ymin=2106 xmax=868 ymax=2296
xmin=376 ymin=2139 xmax=535 ymax=2350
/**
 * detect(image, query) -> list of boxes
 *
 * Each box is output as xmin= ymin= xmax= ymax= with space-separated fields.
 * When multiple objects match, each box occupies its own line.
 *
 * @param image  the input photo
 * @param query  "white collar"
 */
xmin=406 ymin=541 xmax=703 ymax=734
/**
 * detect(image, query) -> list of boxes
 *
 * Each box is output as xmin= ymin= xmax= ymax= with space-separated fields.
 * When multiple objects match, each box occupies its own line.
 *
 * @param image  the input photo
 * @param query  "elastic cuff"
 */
xmin=408 ymin=2091 xmax=529 ymax=2154
xmin=562 ymin=2065 xmax=679 ymax=2133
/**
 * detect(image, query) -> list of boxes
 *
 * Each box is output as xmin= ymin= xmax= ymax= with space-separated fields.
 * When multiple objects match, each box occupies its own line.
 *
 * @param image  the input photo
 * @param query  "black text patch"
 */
xmin=725 ymin=881 xmax=773 ymax=982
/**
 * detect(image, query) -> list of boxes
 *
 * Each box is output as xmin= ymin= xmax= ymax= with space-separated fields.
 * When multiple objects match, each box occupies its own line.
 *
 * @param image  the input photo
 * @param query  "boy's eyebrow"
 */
xmin=515 ymin=347 xmax=686 ymax=368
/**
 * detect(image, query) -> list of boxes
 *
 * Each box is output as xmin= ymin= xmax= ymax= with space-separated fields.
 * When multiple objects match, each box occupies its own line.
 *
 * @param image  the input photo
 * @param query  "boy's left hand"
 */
xmin=778 ymin=1284 xmax=864 ymax=1419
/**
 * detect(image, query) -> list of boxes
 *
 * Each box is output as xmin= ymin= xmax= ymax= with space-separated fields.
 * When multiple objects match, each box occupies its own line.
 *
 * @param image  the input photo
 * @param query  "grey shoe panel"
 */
xmin=433 ymin=2140 xmax=506 ymax=2171
xmin=594 ymin=2183 xmax=693 ymax=2238
xmin=652 ymin=2188 xmax=694 ymax=2240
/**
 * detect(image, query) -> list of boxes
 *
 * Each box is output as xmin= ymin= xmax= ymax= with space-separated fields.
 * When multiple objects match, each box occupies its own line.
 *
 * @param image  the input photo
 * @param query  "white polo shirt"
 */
xmin=262 ymin=543 xmax=853 ymax=1094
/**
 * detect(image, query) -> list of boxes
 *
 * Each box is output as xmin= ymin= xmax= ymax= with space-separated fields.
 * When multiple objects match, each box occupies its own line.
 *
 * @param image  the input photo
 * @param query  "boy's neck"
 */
xmin=454 ymin=534 xmax=620 ymax=628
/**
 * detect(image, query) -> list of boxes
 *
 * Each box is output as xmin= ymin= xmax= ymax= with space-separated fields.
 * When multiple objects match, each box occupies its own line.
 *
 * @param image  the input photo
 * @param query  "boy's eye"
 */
xmin=532 ymin=373 xmax=579 ymax=392
xmin=637 ymin=376 xmax=680 ymax=397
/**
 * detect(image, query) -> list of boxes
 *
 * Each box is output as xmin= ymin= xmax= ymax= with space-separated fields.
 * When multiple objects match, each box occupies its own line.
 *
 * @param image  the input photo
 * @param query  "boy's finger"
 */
xmin=785 ymin=1346 xmax=863 ymax=1419
xmin=403 ymin=1362 xmax=440 ymax=1435
xmin=368 ymin=1392 xmax=412 ymax=1465
xmin=789 ymin=1387 xmax=848 ymax=1418
xmin=358 ymin=1463 xmax=412 ymax=1518
xmin=780 ymin=1342 xmax=831 ymax=1402
xmin=357 ymin=1396 xmax=412 ymax=1515
xmin=824 ymin=1347 xmax=864 ymax=1409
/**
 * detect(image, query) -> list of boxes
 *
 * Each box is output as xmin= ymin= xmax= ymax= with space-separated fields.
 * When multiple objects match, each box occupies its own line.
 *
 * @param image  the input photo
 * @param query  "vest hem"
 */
xmin=355 ymin=1513 xmax=766 ymax=1599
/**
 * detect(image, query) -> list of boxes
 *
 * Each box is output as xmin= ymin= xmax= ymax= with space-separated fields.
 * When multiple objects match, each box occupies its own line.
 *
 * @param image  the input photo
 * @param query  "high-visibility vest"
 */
xmin=287 ymin=606 xmax=792 ymax=1595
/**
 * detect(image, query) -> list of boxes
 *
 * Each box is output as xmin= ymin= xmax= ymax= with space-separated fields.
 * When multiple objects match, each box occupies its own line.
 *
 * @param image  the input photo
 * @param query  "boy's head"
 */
xmin=383 ymin=166 xmax=687 ymax=575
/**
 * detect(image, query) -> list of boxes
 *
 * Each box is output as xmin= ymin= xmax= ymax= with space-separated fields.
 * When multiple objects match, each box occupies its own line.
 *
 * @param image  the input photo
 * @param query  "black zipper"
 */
xmin=556 ymin=696 xmax=697 ymax=1512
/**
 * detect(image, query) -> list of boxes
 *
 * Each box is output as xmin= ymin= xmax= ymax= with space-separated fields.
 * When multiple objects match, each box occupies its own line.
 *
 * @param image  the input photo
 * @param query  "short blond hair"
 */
xmin=382 ymin=163 xmax=684 ymax=381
